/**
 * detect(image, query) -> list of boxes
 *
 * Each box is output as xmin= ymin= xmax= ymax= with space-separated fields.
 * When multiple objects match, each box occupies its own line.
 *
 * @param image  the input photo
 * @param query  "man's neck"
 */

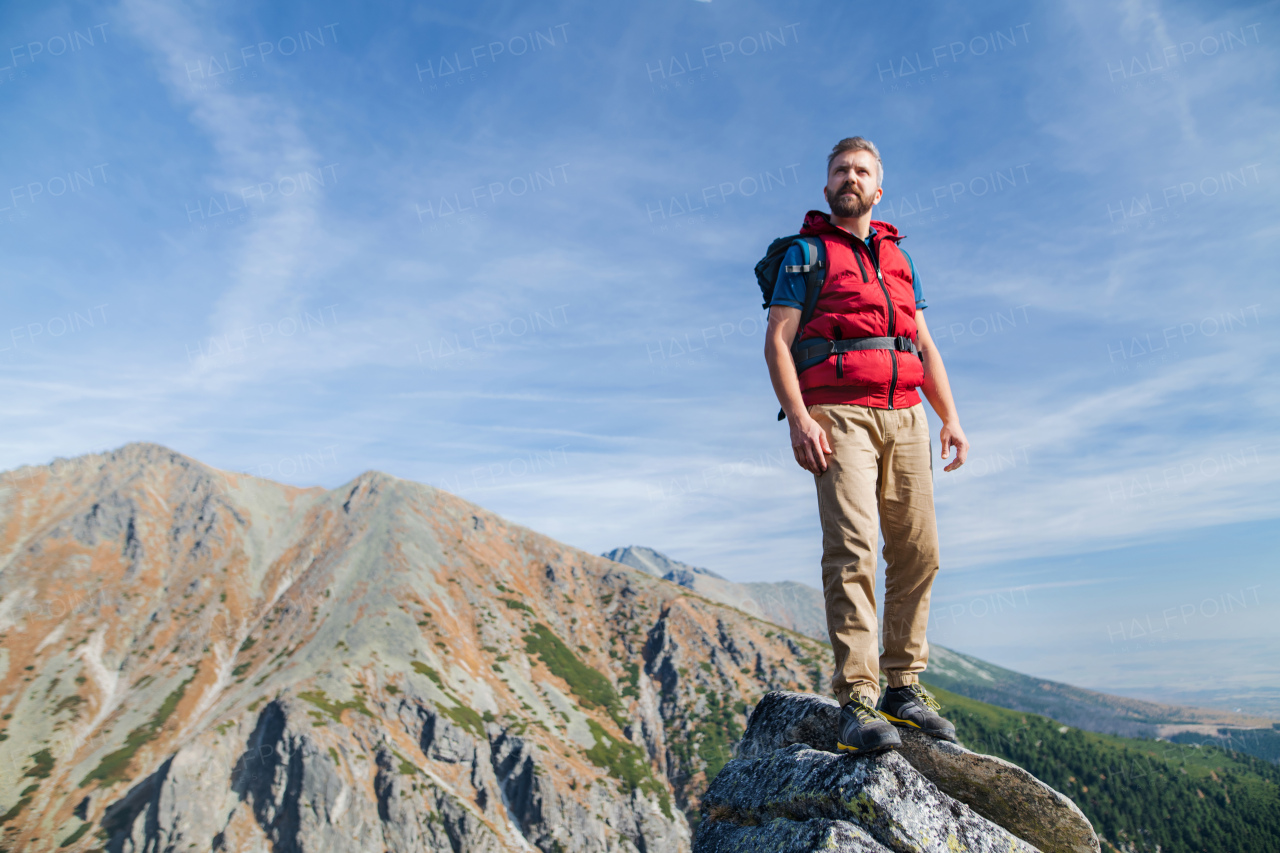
xmin=829 ymin=212 xmax=873 ymax=241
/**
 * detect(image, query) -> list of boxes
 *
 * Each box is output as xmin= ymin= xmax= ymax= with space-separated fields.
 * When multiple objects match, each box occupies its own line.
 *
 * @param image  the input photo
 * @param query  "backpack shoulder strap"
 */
xmin=793 ymin=237 xmax=827 ymax=332
xmin=776 ymin=236 xmax=828 ymax=421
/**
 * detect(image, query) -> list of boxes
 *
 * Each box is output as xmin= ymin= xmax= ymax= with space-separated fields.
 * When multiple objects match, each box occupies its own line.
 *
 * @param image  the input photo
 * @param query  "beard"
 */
xmin=825 ymin=181 xmax=875 ymax=218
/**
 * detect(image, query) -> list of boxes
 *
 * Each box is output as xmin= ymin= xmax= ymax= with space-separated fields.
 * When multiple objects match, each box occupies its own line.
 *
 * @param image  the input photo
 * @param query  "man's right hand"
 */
xmin=789 ymin=411 xmax=832 ymax=474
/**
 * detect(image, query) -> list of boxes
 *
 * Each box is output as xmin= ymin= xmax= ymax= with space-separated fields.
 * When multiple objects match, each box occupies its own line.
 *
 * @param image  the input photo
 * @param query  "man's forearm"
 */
xmin=765 ymin=307 xmax=808 ymax=421
xmin=765 ymin=337 xmax=808 ymax=420
xmin=920 ymin=345 xmax=959 ymax=424
xmin=765 ymin=306 xmax=831 ymax=474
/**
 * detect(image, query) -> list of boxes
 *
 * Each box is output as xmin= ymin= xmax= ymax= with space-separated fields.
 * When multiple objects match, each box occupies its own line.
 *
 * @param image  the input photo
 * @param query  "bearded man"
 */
xmin=763 ymin=137 xmax=970 ymax=752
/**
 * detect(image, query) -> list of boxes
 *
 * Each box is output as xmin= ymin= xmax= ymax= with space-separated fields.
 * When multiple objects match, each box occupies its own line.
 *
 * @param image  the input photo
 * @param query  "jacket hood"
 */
xmin=799 ymin=210 xmax=902 ymax=241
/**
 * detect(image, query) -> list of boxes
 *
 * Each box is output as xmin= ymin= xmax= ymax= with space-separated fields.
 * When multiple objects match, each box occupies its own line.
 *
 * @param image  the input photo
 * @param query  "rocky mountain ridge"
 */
xmin=0 ymin=444 xmax=841 ymax=851
xmin=603 ymin=547 xmax=1277 ymax=757
xmin=602 ymin=545 xmax=826 ymax=639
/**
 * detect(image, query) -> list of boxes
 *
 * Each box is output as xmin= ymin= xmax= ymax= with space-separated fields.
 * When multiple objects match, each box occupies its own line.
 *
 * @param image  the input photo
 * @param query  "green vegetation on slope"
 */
xmin=926 ymin=682 xmax=1280 ymax=853
xmin=524 ymin=622 xmax=626 ymax=727
xmin=518 ymin=621 xmax=670 ymax=815
xmin=80 ymin=667 xmax=198 ymax=788
xmin=671 ymin=692 xmax=746 ymax=786
xmin=442 ymin=703 xmax=485 ymax=736
xmin=501 ymin=597 xmax=534 ymax=613
xmin=621 ymin=661 xmax=641 ymax=699
xmin=585 ymin=719 xmax=672 ymax=819
xmin=298 ymin=689 xmax=375 ymax=725
xmin=0 ymin=749 xmax=56 ymax=825
xmin=411 ymin=660 xmax=446 ymax=688
xmin=409 ymin=661 xmax=484 ymax=736
xmin=394 ymin=749 xmax=421 ymax=775
xmin=58 ymin=822 xmax=91 ymax=847
xmin=1167 ymin=727 xmax=1280 ymax=764
xmin=24 ymin=748 xmax=55 ymax=779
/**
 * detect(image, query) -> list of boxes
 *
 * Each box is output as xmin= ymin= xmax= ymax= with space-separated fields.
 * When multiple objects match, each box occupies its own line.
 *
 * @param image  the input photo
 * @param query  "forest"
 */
xmin=928 ymin=683 xmax=1280 ymax=853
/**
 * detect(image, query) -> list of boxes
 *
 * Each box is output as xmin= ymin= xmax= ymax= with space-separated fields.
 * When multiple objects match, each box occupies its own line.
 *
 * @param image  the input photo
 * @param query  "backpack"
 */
xmin=754 ymin=235 xmax=827 ymax=420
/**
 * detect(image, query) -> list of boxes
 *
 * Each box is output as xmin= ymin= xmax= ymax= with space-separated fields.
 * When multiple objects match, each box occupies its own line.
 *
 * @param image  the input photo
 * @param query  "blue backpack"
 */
xmin=754 ymin=234 xmax=828 ymax=325
xmin=754 ymin=235 xmax=828 ymax=420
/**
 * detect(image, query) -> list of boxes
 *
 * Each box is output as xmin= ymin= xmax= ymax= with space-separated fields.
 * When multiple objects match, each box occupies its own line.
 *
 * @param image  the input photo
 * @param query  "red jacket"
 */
xmin=796 ymin=211 xmax=924 ymax=409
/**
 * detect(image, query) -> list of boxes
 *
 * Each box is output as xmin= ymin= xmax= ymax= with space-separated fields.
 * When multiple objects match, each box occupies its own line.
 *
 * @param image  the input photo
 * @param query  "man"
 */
xmin=764 ymin=137 xmax=969 ymax=753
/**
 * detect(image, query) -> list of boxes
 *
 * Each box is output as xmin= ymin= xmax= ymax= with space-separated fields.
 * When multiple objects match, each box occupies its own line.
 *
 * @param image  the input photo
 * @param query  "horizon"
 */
xmin=6 ymin=439 xmax=1276 ymax=717
xmin=2 ymin=0 xmax=1277 ymax=714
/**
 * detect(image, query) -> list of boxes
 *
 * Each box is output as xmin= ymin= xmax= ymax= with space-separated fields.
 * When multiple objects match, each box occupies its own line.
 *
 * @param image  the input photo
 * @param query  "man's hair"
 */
xmin=827 ymin=137 xmax=883 ymax=186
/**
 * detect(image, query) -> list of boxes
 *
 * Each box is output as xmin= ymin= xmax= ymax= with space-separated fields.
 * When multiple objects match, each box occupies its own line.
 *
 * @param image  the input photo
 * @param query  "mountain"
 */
xmin=0 ymin=446 xmax=1275 ymax=852
xmin=602 ymin=545 xmax=827 ymax=639
xmin=0 ymin=444 xmax=841 ymax=852
xmin=604 ymin=547 xmax=1280 ymax=763
xmin=924 ymin=684 xmax=1280 ymax=853
xmin=926 ymin=646 xmax=1280 ymax=755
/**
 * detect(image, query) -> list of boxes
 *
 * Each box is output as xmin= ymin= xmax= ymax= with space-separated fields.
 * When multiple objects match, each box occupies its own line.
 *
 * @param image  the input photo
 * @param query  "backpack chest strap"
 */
xmin=794 ymin=335 xmax=919 ymax=363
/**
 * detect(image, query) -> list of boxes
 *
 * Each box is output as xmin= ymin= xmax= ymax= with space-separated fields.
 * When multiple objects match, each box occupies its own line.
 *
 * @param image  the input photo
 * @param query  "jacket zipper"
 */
xmin=863 ymin=236 xmax=898 ymax=409
xmin=852 ymin=247 xmax=868 ymax=282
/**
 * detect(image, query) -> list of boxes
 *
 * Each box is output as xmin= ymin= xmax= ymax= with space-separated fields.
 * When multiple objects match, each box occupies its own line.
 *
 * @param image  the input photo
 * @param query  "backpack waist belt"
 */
xmin=794 ymin=335 xmax=919 ymax=365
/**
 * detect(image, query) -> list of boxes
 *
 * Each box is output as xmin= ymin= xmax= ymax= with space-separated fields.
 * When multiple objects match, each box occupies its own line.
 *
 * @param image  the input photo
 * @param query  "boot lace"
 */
xmin=906 ymin=684 xmax=942 ymax=711
xmin=849 ymin=698 xmax=890 ymax=724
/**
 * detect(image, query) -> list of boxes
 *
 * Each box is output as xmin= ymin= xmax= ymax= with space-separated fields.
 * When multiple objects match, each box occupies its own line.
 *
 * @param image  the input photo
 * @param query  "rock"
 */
xmin=696 ymin=816 xmax=892 ymax=852
xmin=374 ymin=747 xmax=508 ymax=853
xmin=696 ymin=744 xmax=1037 ymax=852
xmin=98 ymin=734 xmax=249 ymax=850
xmin=230 ymin=699 xmax=387 ymax=852
xmin=735 ymin=690 xmax=842 ymax=757
xmin=728 ymin=691 xmax=1099 ymax=853
xmin=896 ymin=728 xmax=1099 ymax=853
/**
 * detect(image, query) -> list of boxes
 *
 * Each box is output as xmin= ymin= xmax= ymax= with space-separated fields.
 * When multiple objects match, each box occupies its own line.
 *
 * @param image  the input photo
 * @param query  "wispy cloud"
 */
xmin=2 ymin=0 xmax=1277 ymax=694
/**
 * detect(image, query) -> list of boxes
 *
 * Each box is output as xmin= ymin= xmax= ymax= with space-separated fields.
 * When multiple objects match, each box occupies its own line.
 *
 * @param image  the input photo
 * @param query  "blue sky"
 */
xmin=2 ymin=0 xmax=1277 ymax=708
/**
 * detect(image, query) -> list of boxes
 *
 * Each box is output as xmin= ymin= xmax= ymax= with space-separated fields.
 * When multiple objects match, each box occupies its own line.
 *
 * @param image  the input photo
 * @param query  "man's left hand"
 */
xmin=940 ymin=421 xmax=969 ymax=472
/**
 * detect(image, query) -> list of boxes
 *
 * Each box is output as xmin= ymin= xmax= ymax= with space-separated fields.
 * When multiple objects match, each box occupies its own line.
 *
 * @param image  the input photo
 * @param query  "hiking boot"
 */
xmin=878 ymin=684 xmax=957 ymax=742
xmin=836 ymin=698 xmax=902 ymax=754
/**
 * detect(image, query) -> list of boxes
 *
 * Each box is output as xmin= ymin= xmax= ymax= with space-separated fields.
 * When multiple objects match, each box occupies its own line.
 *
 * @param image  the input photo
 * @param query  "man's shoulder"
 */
xmin=782 ymin=238 xmax=820 ymax=260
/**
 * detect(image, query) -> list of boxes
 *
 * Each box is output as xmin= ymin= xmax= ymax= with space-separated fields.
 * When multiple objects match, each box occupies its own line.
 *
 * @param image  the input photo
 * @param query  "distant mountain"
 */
xmin=926 ymin=645 xmax=1280 ymax=762
xmin=0 ymin=445 xmax=839 ymax=852
xmin=1117 ymin=683 xmax=1280 ymax=721
xmin=601 ymin=546 xmax=727 ymax=582
xmin=605 ymin=546 xmax=1279 ymax=764
xmin=602 ymin=546 xmax=827 ymax=639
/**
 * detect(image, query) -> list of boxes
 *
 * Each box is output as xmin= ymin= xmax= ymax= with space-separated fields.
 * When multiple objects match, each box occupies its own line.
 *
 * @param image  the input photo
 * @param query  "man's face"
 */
xmin=824 ymin=150 xmax=882 ymax=219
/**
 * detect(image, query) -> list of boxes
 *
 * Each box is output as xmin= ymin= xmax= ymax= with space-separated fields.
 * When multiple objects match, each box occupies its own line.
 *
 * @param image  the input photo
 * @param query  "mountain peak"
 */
xmin=602 ymin=545 xmax=725 ymax=580
xmin=0 ymin=450 xmax=841 ymax=851
xmin=603 ymin=545 xmax=826 ymax=639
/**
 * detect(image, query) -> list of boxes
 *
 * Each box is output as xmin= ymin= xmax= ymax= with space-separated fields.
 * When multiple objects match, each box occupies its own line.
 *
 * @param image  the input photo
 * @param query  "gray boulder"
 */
xmin=716 ymin=691 xmax=1098 ymax=853
xmin=697 ymin=744 xmax=1036 ymax=853
xmin=696 ymin=817 xmax=892 ymax=852
xmin=735 ymin=690 xmax=843 ymax=758
xmin=895 ymin=728 xmax=1099 ymax=853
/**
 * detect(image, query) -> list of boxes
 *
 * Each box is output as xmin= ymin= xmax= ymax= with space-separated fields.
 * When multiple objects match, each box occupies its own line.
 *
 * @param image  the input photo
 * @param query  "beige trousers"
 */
xmin=810 ymin=402 xmax=940 ymax=707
